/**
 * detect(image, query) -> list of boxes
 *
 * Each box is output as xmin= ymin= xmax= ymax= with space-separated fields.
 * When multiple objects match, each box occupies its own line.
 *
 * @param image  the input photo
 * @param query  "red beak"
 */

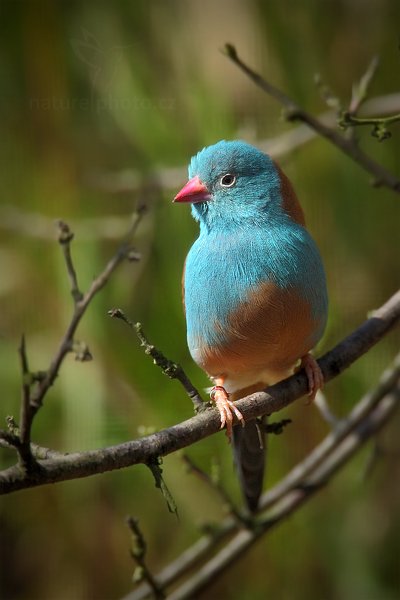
xmin=173 ymin=175 xmax=211 ymax=204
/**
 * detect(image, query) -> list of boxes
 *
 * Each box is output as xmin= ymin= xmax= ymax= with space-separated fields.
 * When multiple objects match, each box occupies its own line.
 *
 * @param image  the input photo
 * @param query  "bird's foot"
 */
xmin=210 ymin=385 xmax=245 ymax=440
xmin=300 ymin=353 xmax=324 ymax=401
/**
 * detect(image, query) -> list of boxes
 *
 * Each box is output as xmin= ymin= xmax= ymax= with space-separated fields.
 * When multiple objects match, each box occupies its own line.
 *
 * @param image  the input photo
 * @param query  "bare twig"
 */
xmin=31 ymin=208 xmax=144 ymax=409
xmin=126 ymin=516 xmax=165 ymax=600
xmin=223 ymin=44 xmax=400 ymax=193
xmin=109 ymin=309 xmax=204 ymax=412
xmin=338 ymin=112 xmax=400 ymax=141
xmin=8 ymin=207 xmax=145 ymax=466
xmin=0 ymin=429 xmax=20 ymax=450
xmin=18 ymin=335 xmax=32 ymax=454
xmin=16 ymin=335 xmax=44 ymax=469
xmin=1 ymin=288 xmax=399 ymax=495
xmin=57 ymin=221 xmax=83 ymax=303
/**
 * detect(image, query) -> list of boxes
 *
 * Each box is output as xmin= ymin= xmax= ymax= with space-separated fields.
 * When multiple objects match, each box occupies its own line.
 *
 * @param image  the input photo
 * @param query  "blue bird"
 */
xmin=174 ymin=140 xmax=328 ymax=512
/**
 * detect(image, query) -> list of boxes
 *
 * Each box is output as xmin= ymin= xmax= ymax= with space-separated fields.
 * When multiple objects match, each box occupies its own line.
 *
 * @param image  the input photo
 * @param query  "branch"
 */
xmin=166 ymin=386 xmax=400 ymax=600
xmin=18 ymin=334 xmax=35 ymax=466
xmin=3 ymin=208 xmax=145 ymax=469
xmin=1 ymin=288 xmax=399 ymax=495
xmin=223 ymin=44 xmax=400 ymax=193
xmin=129 ymin=352 xmax=400 ymax=599
xmin=30 ymin=210 xmax=144 ymax=407
xmin=126 ymin=516 xmax=166 ymax=599
xmin=108 ymin=309 xmax=204 ymax=412
xmin=57 ymin=220 xmax=83 ymax=303
xmin=338 ymin=112 xmax=400 ymax=141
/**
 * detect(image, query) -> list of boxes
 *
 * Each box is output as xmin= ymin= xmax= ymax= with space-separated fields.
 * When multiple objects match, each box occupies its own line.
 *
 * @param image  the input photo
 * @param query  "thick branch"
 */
xmin=0 ymin=288 xmax=399 ymax=496
xmin=165 ymin=384 xmax=400 ymax=600
xmin=129 ymin=353 xmax=400 ymax=599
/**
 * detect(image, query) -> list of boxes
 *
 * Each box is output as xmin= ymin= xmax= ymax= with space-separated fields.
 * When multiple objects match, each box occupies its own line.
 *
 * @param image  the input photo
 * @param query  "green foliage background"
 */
xmin=1 ymin=1 xmax=399 ymax=598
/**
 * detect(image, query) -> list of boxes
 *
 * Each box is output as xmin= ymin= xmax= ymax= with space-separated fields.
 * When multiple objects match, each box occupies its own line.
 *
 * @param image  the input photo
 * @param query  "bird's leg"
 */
xmin=300 ymin=352 xmax=324 ymax=401
xmin=210 ymin=378 xmax=245 ymax=440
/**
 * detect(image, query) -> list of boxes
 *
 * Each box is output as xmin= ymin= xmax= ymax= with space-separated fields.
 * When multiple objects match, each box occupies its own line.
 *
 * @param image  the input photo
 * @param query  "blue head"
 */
xmin=174 ymin=140 xmax=284 ymax=232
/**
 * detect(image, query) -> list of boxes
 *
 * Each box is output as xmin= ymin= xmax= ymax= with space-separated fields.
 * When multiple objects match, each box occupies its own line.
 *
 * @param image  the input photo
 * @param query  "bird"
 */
xmin=174 ymin=140 xmax=328 ymax=513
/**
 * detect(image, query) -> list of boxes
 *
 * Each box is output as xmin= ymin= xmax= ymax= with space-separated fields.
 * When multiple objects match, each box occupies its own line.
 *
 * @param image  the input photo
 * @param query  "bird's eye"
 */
xmin=220 ymin=174 xmax=236 ymax=188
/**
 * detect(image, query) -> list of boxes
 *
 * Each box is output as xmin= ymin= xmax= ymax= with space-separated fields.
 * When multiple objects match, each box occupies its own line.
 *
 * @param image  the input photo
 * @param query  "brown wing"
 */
xmin=273 ymin=161 xmax=306 ymax=226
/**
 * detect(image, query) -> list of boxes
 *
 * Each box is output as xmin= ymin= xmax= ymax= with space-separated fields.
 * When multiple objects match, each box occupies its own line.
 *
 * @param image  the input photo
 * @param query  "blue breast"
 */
xmin=184 ymin=216 xmax=327 ymax=353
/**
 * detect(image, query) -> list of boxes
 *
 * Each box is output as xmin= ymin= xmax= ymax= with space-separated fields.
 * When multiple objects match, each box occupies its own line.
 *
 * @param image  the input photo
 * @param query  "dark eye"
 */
xmin=220 ymin=173 xmax=236 ymax=188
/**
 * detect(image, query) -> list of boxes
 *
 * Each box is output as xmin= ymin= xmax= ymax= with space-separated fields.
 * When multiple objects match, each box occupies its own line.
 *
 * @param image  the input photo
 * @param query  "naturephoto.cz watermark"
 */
xmin=28 ymin=95 xmax=176 ymax=113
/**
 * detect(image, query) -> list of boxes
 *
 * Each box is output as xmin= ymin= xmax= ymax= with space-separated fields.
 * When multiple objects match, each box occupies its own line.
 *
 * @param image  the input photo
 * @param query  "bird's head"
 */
xmin=174 ymin=140 xmax=284 ymax=231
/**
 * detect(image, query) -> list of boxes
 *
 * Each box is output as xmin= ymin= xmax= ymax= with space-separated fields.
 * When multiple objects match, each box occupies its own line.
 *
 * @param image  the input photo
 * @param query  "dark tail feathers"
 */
xmin=232 ymin=416 xmax=266 ymax=513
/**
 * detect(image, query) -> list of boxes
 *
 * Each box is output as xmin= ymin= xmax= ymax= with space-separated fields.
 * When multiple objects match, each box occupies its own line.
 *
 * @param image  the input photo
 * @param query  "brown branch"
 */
xmin=17 ymin=334 xmax=35 ymax=466
xmin=57 ymin=221 xmax=83 ymax=303
xmin=0 ymin=288 xmax=399 ymax=495
xmin=108 ymin=310 xmax=204 ymax=412
xmin=223 ymin=44 xmax=400 ymax=193
xmin=4 ymin=207 xmax=145 ymax=469
xmin=129 ymin=354 xmax=400 ymax=599
xmin=126 ymin=516 xmax=166 ymax=599
xmin=30 ymin=209 xmax=144 ymax=408
xmin=167 ymin=387 xmax=400 ymax=600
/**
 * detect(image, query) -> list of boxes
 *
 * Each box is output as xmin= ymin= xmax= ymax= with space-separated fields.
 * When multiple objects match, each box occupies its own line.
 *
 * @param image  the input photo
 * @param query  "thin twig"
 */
xmin=1 ymin=288 xmax=399 ymax=495
xmin=223 ymin=44 xmax=400 ymax=193
xmin=343 ymin=113 xmax=400 ymax=128
xmin=0 ymin=429 xmax=20 ymax=450
xmin=12 ymin=208 xmax=145 ymax=461
xmin=31 ymin=208 xmax=145 ymax=411
xmin=18 ymin=335 xmax=31 ymax=443
xmin=57 ymin=221 xmax=83 ymax=303
xmin=338 ymin=112 xmax=400 ymax=141
xmin=108 ymin=309 xmax=204 ymax=412
xmin=126 ymin=516 xmax=165 ymax=600
xmin=17 ymin=334 xmax=36 ymax=467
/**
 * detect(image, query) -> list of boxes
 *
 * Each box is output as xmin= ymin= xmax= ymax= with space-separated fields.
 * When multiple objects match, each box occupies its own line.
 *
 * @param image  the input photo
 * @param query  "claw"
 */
xmin=300 ymin=353 xmax=324 ymax=402
xmin=210 ymin=385 xmax=245 ymax=440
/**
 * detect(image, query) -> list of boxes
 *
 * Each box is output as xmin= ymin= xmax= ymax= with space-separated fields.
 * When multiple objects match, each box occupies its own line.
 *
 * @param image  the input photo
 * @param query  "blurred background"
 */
xmin=1 ymin=1 xmax=399 ymax=598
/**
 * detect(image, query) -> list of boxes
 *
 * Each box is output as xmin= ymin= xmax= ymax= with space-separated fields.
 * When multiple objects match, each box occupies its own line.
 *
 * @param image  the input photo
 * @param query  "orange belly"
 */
xmin=192 ymin=281 xmax=324 ymax=389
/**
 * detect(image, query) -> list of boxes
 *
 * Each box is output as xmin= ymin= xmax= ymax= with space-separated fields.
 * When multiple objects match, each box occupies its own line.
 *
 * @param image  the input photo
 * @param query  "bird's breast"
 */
xmin=184 ymin=225 xmax=327 ymax=383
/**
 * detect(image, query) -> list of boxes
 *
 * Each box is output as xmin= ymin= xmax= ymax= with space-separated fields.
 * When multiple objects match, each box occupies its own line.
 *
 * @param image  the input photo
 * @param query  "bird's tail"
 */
xmin=232 ymin=415 xmax=266 ymax=513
